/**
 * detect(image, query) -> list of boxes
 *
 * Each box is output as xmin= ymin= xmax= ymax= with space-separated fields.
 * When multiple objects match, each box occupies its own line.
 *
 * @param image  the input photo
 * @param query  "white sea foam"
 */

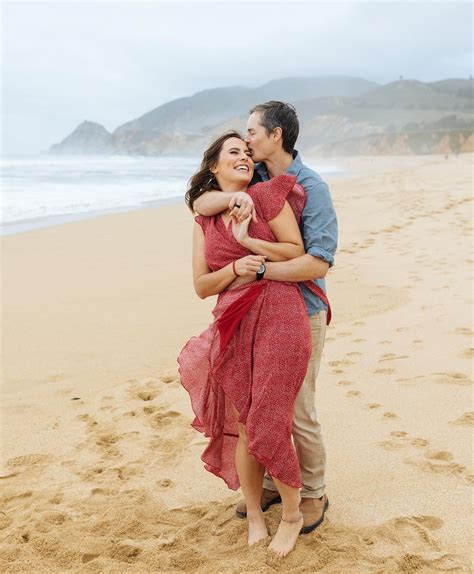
xmin=0 ymin=154 xmax=343 ymax=236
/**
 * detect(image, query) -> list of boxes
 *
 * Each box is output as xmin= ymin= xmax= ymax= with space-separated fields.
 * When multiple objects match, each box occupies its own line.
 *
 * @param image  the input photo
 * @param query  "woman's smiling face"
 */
xmin=211 ymin=137 xmax=254 ymax=189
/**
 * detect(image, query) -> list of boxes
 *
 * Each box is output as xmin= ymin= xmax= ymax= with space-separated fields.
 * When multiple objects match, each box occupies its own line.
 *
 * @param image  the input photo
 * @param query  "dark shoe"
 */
xmin=299 ymin=494 xmax=329 ymax=534
xmin=235 ymin=488 xmax=282 ymax=519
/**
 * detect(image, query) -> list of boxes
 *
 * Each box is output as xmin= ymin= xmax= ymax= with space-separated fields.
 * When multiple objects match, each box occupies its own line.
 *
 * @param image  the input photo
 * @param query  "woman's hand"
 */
xmin=229 ymin=192 xmax=258 ymax=223
xmin=234 ymin=254 xmax=266 ymax=277
xmin=231 ymin=214 xmax=252 ymax=246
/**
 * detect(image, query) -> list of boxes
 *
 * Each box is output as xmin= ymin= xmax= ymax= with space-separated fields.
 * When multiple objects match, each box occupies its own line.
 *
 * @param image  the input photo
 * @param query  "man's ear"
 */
xmin=271 ymin=127 xmax=283 ymax=144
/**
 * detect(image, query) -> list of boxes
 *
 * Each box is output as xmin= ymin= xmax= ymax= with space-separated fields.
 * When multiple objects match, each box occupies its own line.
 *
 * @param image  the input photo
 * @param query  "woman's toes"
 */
xmin=268 ymin=514 xmax=303 ymax=557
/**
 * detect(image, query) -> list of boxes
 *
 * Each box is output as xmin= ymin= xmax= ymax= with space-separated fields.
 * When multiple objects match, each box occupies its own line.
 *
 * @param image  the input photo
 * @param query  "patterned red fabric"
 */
xmin=216 ymin=281 xmax=267 ymax=353
xmin=178 ymin=174 xmax=323 ymax=490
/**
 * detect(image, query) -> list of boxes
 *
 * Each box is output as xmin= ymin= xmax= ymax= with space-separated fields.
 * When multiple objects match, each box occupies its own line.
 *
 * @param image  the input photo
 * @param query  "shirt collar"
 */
xmin=255 ymin=149 xmax=302 ymax=181
xmin=287 ymin=150 xmax=303 ymax=176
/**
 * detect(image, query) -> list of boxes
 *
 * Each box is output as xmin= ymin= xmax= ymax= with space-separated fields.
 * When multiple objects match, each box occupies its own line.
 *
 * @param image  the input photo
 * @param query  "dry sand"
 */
xmin=1 ymin=154 xmax=473 ymax=572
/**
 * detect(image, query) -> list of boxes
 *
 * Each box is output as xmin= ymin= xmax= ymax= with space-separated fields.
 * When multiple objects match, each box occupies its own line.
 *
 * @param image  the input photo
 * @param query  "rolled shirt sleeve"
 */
xmin=300 ymin=179 xmax=338 ymax=267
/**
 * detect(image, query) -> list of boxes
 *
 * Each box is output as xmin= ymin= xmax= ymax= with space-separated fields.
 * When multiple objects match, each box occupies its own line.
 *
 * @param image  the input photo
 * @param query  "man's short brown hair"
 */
xmin=250 ymin=101 xmax=299 ymax=154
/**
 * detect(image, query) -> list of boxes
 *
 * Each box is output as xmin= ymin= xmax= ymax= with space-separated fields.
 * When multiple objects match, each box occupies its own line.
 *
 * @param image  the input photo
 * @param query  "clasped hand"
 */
xmin=228 ymin=191 xmax=256 ymax=245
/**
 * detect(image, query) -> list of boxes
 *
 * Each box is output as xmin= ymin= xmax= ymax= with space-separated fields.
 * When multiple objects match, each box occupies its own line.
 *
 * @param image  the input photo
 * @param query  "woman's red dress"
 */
xmin=177 ymin=174 xmax=329 ymax=490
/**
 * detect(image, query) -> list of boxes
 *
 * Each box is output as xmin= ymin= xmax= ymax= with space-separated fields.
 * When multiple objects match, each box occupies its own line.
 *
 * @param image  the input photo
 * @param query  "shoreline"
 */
xmin=0 ymin=195 xmax=184 ymax=238
xmin=0 ymin=154 xmax=350 ymax=237
xmin=3 ymin=152 xmax=465 ymax=238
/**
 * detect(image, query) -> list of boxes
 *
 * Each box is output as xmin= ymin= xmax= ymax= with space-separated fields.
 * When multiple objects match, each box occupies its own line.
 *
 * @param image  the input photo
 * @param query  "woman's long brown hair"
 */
xmin=185 ymin=130 xmax=243 ymax=212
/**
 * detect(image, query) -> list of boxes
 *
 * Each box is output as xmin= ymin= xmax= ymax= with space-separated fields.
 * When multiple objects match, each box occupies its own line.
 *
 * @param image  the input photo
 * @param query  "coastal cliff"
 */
xmin=50 ymin=77 xmax=473 ymax=156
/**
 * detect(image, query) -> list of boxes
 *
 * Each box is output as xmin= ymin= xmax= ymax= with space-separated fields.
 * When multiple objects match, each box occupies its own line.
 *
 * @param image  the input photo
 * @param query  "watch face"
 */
xmin=257 ymin=263 xmax=265 ymax=273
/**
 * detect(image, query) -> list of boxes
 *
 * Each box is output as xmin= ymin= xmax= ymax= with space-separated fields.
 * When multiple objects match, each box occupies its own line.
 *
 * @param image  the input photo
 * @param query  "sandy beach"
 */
xmin=1 ymin=154 xmax=473 ymax=572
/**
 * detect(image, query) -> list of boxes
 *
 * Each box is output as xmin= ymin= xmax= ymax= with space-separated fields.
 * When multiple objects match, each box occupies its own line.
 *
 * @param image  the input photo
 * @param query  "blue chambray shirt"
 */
xmin=252 ymin=151 xmax=338 ymax=317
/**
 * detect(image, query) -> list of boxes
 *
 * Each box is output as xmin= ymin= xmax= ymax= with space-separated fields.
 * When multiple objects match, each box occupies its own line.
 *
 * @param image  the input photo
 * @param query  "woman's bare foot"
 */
xmin=268 ymin=512 xmax=303 ymax=558
xmin=247 ymin=511 xmax=268 ymax=545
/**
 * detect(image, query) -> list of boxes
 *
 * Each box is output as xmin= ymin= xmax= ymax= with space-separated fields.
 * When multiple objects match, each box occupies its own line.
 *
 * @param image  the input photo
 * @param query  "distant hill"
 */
xmin=50 ymin=76 xmax=473 ymax=156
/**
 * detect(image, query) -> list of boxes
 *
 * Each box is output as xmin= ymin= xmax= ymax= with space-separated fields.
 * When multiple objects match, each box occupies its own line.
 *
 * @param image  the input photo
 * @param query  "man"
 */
xmin=194 ymin=101 xmax=338 ymax=533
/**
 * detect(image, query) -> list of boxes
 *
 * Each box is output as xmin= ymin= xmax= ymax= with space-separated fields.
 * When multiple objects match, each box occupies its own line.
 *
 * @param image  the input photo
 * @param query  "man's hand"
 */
xmin=229 ymin=192 xmax=258 ymax=223
xmin=234 ymin=254 xmax=266 ymax=277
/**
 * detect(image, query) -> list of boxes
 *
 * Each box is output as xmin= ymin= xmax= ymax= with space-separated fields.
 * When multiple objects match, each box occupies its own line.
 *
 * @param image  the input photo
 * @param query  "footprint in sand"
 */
xmin=347 ymin=351 xmax=362 ymax=356
xmin=149 ymin=410 xmax=182 ymax=430
xmin=76 ymin=414 xmax=123 ymax=457
xmin=449 ymin=411 xmax=474 ymax=427
xmin=424 ymin=450 xmax=454 ymax=462
xmin=378 ymin=430 xmax=472 ymax=485
xmin=48 ymin=492 xmax=64 ymax=505
xmin=375 ymin=367 xmax=395 ymax=374
xmin=378 ymin=340 xmax=392 ymax=345
xmin=7 ymin=454 xmax=52 ymax=468
xmin=405 ymin=457 xmax=471 ymax=484
xmin=329 ymin=359 xmax=355 ymax=367
xmin=367 ymin=403 xmax=382 ymax=409
xmin=110 ymin=462 xmax=143 ymax=481
xmin=337 ymin=380 xmax=353 ymax=386
xmin=133 ymin=389 xmax=161 ymax=402
xmin=378 ymin=431 xmax=426 ymax=451
xmin=346 ymin=390 xmax=362 ymax=397
xmin=391 ymin=431 xmax=409 ymax=438
xmin=353 ymin=321 xmax=366 ymax=326
xmin=76 ymin=413 xmax=98 ymax=428
xmin=93 ymin=433 xmax=123 ymax=457
xmin=160 ymin=374 xmax=180 ymax=387
xmin=378 ymin=353 xmax=409 ymax=362
xmin=411 ymin=438 xmax=430 ymax=448
xmin=383 ymin=411 xmax=398 ymax=419
xmin=156 ymin=478 xmax=174 ymax=490
xmin=431 ymin=372 xmax=472 ymax=386
xmin=455 ymin=327 xmax=474 ymax=337
xmin=353 ymin=338 xmax=366 ymax=343
xmin=460 ymin=347 xmax=474 ymax=359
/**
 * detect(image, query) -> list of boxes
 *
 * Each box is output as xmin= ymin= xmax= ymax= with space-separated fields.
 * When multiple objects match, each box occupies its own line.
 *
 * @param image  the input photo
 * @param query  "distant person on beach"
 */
xmin=193 ymin=102 xmax=338 ymax=533
xmin=178 ymin=129 xmax=333 ymax=558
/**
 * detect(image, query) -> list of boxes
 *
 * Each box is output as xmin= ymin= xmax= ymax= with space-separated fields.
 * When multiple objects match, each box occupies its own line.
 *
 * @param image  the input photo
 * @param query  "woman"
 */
xmin=178 ymin=131 xmax=330 ymax=558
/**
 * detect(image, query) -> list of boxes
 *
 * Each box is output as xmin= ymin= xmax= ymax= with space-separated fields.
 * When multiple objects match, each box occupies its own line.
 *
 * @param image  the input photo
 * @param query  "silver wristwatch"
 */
xmin=256 ymin=263 xmax=266 ymax=281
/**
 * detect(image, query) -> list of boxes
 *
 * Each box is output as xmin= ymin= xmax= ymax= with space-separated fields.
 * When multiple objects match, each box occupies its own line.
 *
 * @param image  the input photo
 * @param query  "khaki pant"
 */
xmin=263 ymin=310 xmax=327 ymax=498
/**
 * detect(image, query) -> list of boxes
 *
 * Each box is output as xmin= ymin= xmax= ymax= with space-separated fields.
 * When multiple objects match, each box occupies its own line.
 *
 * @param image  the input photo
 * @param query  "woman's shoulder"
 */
xmin=194 ymin=213 xmax=211 ymax=230
xmin=248 ymin=174 xmax=305 ymax=222
xmin=249 ymin=174 xmax=298 ymax=196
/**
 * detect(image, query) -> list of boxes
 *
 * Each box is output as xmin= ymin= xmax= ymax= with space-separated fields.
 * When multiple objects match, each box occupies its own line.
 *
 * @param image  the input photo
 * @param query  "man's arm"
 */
xmin=301 ymin=178 xmax=338 ymax=268
xmin=264 ymin=176 xmax=337 ymax=282
xmin=194 ymin=191 xmax=257 ymax=222
xmin=194 ymin=191 xmax=234 ymax=216
xmin=265 ymin=254 xmax=329 ymax=282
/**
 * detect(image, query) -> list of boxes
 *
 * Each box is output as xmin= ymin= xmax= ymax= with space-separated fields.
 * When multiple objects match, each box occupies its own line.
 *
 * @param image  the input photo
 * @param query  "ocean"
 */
xmin=0 ymin=155 xmax=343 ymax=236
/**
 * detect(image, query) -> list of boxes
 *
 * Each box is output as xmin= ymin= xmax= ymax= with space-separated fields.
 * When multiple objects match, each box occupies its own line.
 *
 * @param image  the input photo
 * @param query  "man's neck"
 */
xmin=264 ymin=150 xmax=294 ymax=178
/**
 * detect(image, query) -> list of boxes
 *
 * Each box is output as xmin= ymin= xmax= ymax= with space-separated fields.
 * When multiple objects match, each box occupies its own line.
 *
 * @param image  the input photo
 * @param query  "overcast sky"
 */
xmin=2 ymin=0 xmax=472 ymax=156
